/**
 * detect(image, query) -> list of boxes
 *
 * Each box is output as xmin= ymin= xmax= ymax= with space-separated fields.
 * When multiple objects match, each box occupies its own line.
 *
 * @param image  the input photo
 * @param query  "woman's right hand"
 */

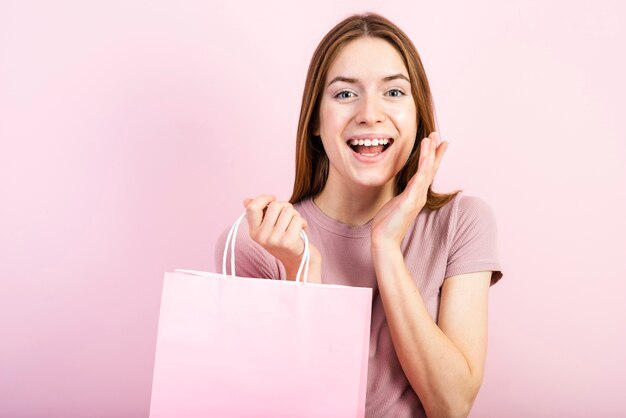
xmin=243 ymin=194 xmax=322 ymax=282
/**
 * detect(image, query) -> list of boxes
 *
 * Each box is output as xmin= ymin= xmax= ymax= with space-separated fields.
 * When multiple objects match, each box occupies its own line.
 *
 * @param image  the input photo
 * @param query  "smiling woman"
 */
xmin=312 ymin=36 xmax=418 ymax=202
xmin=215 ymin=12 xmax=504 ymax=418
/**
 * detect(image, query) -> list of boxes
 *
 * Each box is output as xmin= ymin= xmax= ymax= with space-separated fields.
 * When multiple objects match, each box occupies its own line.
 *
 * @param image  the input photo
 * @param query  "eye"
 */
xmin=334 ymin=90 xmax=355 ymax=99
xmin=387 ymin=89 xmax=406 ymax=97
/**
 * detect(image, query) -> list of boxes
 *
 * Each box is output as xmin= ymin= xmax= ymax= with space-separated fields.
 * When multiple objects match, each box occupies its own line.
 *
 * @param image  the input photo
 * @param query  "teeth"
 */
xmin=349 ymin=138 xmax=390 ymax=146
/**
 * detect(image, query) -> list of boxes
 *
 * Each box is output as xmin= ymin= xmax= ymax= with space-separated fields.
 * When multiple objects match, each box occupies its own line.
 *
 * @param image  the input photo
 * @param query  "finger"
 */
xmin=430 ymin=131 xmax=440 ymax=147
xmin=259 ymin=201 xmax=287 ymax=234
xmin=285 ymin=213 xmax=306 ymax=234
xmin=406 ymin=135 xmax=434 ymax=189
xmin=245 ymin=194 xmax=276 ymax=229
xmin=243 ymin=198 xmax=252 ymax=207
xmin=428 ymin=133 xmax=437 ymax=179
xmin=286 ymin=216 xmax=306 ymax=256
xmin=405 ymin=155 xmax=429 ymax=198
xmin=432 ymin=131 xmax=449 ymax=157
xmin=406 ymin=141 xmax=429 ymax=196
xmin=274 ymin=205 xmax=296 ymax=232
xmin=429 ymin=132 xmax=448 ymax=170
xmin=429 ymin=132 xmax=436 ymax=160
xmin=432 ymin=138 xmax=449 ymax=175
xmin=417 ymin=137 xmax=430 ymax=173
xmin=405 ymin=136 xmax=435 ymax=198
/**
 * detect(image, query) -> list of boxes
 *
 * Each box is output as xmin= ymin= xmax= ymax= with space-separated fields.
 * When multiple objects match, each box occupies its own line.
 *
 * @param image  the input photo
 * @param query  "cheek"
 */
xmin=395 ymin=107 xmax=417 ymax=126
xmin=393 ymin=137 xmax=417 ymax=167
xmin=403 ymin=141 xmax=417 ymax=160
xmin=391 ymin=114 xmax=418 ymax=144
xmin=320 ymin=102 xmax=351 ymax=127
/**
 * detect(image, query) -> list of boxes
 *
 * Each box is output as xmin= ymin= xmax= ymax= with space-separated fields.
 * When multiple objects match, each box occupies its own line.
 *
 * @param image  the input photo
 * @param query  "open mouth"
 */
xmin=346 ymin=138 xmax=394 ymax=157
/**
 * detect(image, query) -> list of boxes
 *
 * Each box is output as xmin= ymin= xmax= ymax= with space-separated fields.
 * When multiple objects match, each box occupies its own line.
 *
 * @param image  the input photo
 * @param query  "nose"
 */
xmin=355 ymin=93 xmax=385 ymax=125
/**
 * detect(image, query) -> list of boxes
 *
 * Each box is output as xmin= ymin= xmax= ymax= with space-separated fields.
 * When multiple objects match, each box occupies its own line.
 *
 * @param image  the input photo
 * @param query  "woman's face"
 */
xmin=315 ymin=36 xmax=418 ymax=191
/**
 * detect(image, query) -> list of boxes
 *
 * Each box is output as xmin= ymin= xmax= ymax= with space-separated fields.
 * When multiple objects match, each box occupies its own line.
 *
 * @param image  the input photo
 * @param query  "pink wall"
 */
xmin=1 ymin=0 xmax=624 ymax=416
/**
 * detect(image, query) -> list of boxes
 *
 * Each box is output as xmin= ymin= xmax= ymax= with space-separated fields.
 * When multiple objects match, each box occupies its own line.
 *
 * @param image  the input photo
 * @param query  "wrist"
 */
xmin=281 ymin=256 xmax=310 ymax=276
xmin=371 ymin=240 xmax=401 ymax=255
xmin=282 ymin=253 xmax=321 ymax=282
xmin=283 ymin=260 xmax=320 ymax=282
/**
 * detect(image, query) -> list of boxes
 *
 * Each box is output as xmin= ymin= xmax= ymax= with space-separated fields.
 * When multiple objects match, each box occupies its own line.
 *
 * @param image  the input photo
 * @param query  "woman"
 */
xmin=216 ymin=12 xmax=503 ymax=418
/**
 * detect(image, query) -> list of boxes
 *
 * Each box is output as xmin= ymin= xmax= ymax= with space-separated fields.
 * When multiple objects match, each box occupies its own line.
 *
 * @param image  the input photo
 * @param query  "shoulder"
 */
xmin=445 ymin=191 xmax=496 ymax=217
xmin=442 ymin=192 xmax=497 ymax=238
xmin=293 ymin=198 xmax=310 ymax=216
xmin=456 ymin=193 xmax=496 ymax=216
xmin=416 ymin=192 xmax=493 ymax=236
xmin=292 ymin=197 xmax=317 ymax=230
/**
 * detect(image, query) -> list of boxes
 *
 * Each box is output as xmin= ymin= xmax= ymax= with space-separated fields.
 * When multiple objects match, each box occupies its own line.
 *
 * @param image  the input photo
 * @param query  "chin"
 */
xmin=351 ymin=176 xmax=395 ymax=190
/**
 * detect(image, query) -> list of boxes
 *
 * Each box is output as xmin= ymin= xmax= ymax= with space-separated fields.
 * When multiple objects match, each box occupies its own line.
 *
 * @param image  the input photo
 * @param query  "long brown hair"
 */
xmin=289 ymin=12 xmax=461 ymax=210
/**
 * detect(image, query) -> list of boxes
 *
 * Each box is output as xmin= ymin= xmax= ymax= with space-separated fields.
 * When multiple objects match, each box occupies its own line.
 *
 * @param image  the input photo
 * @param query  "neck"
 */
xmin=312 ymin=172 xmax=396 ymax=227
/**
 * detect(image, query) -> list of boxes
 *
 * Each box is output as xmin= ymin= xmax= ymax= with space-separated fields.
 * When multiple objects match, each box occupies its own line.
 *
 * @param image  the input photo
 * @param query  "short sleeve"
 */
xmin=214 ymin=218 xmax=284 ymax=280
xmin=445 ymin=195 xmax=503 ymax=286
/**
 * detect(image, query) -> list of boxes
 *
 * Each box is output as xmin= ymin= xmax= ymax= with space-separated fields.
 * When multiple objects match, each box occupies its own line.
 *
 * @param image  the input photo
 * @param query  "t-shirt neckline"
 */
xmin=298 ymin=196 xmax=373 ymax=238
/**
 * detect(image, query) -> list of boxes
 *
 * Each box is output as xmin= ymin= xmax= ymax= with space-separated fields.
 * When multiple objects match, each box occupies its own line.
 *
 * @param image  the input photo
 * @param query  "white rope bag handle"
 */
xmin=221 ymin=212 xmax=310 ymax=284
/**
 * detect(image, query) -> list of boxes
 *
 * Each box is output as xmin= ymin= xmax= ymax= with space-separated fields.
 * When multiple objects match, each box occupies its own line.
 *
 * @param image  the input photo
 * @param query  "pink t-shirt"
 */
xmin=214 ymin=191 xmax=503 ymax=417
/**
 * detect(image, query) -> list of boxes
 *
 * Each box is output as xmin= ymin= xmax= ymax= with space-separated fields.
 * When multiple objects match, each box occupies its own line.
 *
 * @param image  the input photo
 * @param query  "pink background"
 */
xmin=1 ymin=0 xmax=624 ymax=416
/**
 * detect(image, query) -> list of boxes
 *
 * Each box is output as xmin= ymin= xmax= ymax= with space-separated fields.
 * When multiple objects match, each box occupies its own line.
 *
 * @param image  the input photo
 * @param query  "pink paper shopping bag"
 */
xmin=150 ymin=212 xmax=373 ymax=417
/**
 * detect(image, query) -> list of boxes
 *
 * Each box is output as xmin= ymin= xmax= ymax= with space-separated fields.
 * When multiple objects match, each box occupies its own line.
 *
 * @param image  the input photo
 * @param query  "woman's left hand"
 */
xmin=371 ymin=131 xmax=449 ymax=250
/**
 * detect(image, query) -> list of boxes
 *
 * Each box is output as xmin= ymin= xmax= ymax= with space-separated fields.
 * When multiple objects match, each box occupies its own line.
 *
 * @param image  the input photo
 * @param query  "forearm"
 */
xmin=372 ymin=246 xmax=479 ymax=418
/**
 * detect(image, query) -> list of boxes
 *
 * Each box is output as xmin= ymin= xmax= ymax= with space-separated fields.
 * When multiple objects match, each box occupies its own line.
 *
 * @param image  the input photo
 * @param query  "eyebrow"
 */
xmin=326 ymin=73 xmax=410 ymax=88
